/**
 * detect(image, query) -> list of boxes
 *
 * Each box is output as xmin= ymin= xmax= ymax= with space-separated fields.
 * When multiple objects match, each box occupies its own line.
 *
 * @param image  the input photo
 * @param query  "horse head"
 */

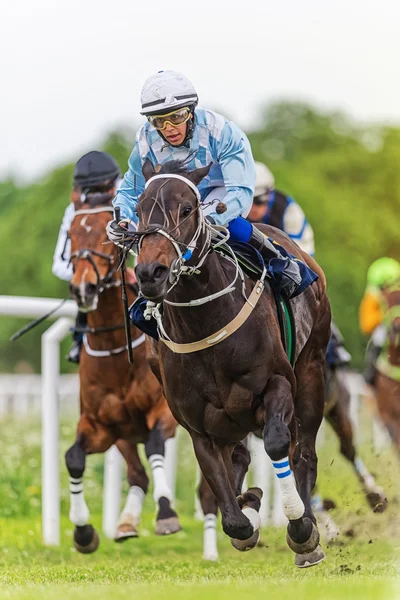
xmin=135 ymin=159 xmax=211 ymax=302
xmin=68 ymin=193 xmax=118 ymax=311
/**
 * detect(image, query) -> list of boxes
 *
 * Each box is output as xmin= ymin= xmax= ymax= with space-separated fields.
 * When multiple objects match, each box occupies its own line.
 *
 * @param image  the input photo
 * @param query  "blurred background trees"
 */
xmin=1 ymin=101 xmax=399 ymax=372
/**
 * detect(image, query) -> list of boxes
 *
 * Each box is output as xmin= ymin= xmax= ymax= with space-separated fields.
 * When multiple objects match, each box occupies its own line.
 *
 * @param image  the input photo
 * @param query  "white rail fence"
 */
xmin=0 ymin=295 xmax=391 ymax=546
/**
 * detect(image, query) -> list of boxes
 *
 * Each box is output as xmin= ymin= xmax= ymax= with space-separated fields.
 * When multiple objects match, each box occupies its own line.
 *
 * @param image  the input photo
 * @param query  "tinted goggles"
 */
xmin=148 ymin=107 xmax=191 ymax=131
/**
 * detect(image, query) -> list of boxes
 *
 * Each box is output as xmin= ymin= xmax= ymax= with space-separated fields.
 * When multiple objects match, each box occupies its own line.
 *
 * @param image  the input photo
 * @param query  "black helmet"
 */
xmin=73 ymin=151 xmax=120 ymax=188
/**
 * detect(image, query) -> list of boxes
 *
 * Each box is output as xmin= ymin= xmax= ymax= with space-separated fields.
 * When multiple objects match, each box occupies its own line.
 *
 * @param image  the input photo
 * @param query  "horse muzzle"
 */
xmin=135 ymin=261 xmax=170 ymax=302
xmin=70 ymin=282 xmax=99 ymax=312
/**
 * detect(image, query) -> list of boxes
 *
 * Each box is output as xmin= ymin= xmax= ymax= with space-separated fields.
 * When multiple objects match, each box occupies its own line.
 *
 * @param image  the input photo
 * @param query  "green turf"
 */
xmin=0 ymin=417 xmax=399 ymax=598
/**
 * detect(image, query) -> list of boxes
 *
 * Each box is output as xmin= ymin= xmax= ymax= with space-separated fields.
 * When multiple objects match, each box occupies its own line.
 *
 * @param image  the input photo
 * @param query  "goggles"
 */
xmin=253 ymin=192 xmax=269 ymax=206
xmin=148 ymin=107 xmax=191 ymax=131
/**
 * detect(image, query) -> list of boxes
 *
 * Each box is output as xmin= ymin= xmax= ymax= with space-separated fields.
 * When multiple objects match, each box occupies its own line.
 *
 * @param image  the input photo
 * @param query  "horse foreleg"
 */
xmin=114 ymin=439 xmax=149 ymax=541
xmin=326 ymin=402 xmax=387 ymax=513
xmin=65 ymin=414 xmax=115 ymax=553
xmin=145 ymin=422 xmax=181 ymax=535
xmin=191 ymin=432 xmax=261 ymax=551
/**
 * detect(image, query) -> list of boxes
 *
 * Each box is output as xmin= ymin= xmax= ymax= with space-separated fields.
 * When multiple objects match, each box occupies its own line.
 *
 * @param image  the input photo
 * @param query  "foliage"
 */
xmin=1 ymin=104 xmax=399 ymax=372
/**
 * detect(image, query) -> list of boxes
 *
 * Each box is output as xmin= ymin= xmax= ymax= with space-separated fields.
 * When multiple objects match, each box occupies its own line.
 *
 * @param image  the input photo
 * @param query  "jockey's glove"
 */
xmin=106 ymin=219 xmax=136 ymax=245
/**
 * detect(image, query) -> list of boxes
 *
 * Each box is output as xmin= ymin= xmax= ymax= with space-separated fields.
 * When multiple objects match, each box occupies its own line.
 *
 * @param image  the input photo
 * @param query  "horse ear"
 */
xmin=187 ymin=163 xmax=212 ymax=186
xmin=142 ymin=158 xmax=156 ymax=182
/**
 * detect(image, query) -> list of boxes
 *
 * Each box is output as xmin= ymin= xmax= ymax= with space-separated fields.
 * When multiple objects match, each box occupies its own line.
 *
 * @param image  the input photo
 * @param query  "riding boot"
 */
xmin=364 ymin=343 xmax=382 ymax=386
xmin=248 ymin=225 xmax=302 ymax=298
xmin=67 ymin=311 xmax=87 ymax=364
xmin=327 ymin=321 xmax=352 ymax=369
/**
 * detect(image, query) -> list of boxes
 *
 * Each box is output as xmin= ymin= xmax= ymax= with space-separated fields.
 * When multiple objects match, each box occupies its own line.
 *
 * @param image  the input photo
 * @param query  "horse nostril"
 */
xmin=136 ymin=262 xmax=168 ymax=284
xmin=69 ymin=284 xmax=80 ymax=300
xmin=85 ymin=282 xmax=97 ymax=296
xmin=153 ymin=266 xmax=167 ymax=280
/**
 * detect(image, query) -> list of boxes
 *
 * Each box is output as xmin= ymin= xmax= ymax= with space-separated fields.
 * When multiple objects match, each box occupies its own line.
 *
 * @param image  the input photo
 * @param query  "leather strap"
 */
xmin=160 ymin=280 xmax=264 ymax=354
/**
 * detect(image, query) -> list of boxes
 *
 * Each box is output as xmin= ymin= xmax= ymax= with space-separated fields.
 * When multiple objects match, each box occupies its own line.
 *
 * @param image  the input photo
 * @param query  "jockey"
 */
xmin=248 ymin=161 xmax=351 ymax=369
xmin=359 ymin=257 xmax=400 ymax=385
xmin=107 ymin=70 xmax=302 ymax=298
xmin=52 ymin=151 xmax=121 ymax=362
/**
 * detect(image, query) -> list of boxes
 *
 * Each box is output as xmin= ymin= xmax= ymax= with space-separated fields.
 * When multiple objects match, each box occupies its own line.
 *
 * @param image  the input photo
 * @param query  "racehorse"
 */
xmin=323 ymin=367 xmax=387 ymax=514
xmin=374 ymin=286 xmax=400 ymax=457
xmin=132 ymin=159 xmax=332 ymax=568
xmin=65 ymin=194 xmax=182 ymax=553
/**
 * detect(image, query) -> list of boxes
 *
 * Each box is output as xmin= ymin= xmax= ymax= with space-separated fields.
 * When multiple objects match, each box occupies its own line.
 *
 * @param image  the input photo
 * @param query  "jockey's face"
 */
xmin=248 ymin=200 xmax=268 ymax=223
xmin=161 ymin=119 xmax=189 ymax=146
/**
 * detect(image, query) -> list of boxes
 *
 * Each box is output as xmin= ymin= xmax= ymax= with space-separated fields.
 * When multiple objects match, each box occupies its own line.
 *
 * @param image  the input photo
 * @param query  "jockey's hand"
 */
xmin=106 ymin=219 xmax=136 ymax=245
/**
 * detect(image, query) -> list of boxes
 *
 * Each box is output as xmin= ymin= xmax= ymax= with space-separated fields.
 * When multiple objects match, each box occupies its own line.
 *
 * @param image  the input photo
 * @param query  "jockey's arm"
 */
xmin=52 ymin=203 xmax=75 ymax=281
xmin=359 ymin=289 xmax=384 ymax=335
xmin=112 ymin=141 xmax=145 ymax=224
xmin=209 ymin=122 xmax=255 ymax=226
xmin=282 ymin=201 xmax=315 ymax=257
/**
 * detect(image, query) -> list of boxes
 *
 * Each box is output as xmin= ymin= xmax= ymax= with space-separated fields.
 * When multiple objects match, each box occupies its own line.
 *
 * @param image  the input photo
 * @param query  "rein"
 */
xmin=135 ymin=173 xmax=266 ymax=353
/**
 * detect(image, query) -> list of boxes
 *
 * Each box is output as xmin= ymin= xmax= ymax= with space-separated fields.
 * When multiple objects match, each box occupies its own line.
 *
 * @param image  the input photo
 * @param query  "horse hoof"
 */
xmin=295 ymin=544 xmax=326 ymax=568
xmin=115 ymin=522 xmax=139 ymax=542
xmin=155 ymin=516 xmax=182 ymax=535
xmin=231 ymin=529 xmax=260 ymax=552
xmin=74 ymin=525 xmax=100 ymax=554
xmin=367 ymin=491 xmax=388 ymax=513
xmin=287 ymin=520 xmax=320 ymax=554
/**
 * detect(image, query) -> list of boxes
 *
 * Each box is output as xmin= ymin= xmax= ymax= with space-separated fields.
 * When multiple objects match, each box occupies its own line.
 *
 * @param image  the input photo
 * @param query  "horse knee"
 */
xmin=65 ymin=442 xmax=86 ymax=479
xmin=263 ymin=416 xmax=291 ymax=461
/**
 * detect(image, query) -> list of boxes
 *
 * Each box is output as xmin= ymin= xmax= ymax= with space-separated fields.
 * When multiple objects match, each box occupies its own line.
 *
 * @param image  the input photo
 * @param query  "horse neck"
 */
xmin=163 ymin=250 xmax=243 ymax=339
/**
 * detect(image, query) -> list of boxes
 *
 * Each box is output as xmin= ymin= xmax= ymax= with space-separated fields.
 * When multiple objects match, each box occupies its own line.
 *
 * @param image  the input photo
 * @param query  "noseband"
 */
xmin=70 ymin=206 xmax=120 ymax=293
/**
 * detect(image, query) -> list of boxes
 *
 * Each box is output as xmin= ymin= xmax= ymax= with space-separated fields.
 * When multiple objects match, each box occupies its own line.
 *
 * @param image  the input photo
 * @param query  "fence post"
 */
xmin=41 ymin=317 xmax=74 ymax=546
xmin=102 ymin=446 xmax=123 ymax=539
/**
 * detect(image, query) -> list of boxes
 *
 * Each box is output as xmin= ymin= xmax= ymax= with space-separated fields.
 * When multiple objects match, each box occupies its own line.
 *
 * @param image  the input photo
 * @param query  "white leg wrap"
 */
xmin=148 ymin=454 xmax=173 ymax=503
xmin=118 ymin=486 xmax=145 ymax=527
xmin=69 ymin=477 xmax=90 ymax=526
xmin=203 ymin=513 xmax=218 ymax=561
xmin=272 ymin=457 xmax=305 ymax=520
xmin=354 ymin=457 xmax=384 ymax=494
xmin=242 ymin=507 xmax=261 ymax=532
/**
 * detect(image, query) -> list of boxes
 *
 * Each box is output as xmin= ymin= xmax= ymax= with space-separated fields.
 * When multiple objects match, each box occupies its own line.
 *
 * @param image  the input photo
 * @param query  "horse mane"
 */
xmin=157 ymin=160 xmax=190 ymax=176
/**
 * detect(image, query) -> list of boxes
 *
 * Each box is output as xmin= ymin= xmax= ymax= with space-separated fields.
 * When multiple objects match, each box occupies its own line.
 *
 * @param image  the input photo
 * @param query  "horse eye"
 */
xmin=181 ymin=206 xmax=192 ymax=217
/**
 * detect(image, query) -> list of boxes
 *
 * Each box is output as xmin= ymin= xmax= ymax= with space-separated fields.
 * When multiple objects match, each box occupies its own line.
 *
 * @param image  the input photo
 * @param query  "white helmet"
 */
xmin=254 ymin=162 xmax=275 ymax=197
xmin=140 ymin=70 xmax=198 ymax=115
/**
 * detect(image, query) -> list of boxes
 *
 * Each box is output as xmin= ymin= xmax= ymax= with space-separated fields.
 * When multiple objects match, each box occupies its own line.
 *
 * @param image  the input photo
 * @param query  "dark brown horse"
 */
xmin=65 ymin=195 xmax=182 ymax=553
xmin=374 ymin=286 xmax=400 ymax=457
xmin=132 ymin=159 xmax=332 ymax=568
xmin=322 ymin=367 xmax=387 ymax=522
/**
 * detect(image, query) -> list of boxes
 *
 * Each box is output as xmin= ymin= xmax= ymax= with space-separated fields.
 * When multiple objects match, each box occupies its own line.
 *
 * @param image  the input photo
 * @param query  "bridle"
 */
xmin=124 ymin=173 xmax=266 ymax=352
xmin=126 ymin=174 xmax=248 ymax=307
xmin=69 ymin=206 xmax=121 ymax=293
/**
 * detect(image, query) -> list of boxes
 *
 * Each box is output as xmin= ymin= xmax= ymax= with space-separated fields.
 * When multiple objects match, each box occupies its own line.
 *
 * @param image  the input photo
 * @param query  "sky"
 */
xmin=2 ymin=0 xmax=400 ymax=182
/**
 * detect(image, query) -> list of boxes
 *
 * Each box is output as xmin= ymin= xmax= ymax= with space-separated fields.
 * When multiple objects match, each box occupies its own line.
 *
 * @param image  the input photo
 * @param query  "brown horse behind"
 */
xmin=374 ymin=287 xmax=400 ymax=457
xmin=65 ymin=195 xmax=181 ymax=553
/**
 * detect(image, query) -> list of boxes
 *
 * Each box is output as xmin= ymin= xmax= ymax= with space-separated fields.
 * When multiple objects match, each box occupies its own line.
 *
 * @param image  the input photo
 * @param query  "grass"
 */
xmin=0 ymin=416 xmax=399 ymax=599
